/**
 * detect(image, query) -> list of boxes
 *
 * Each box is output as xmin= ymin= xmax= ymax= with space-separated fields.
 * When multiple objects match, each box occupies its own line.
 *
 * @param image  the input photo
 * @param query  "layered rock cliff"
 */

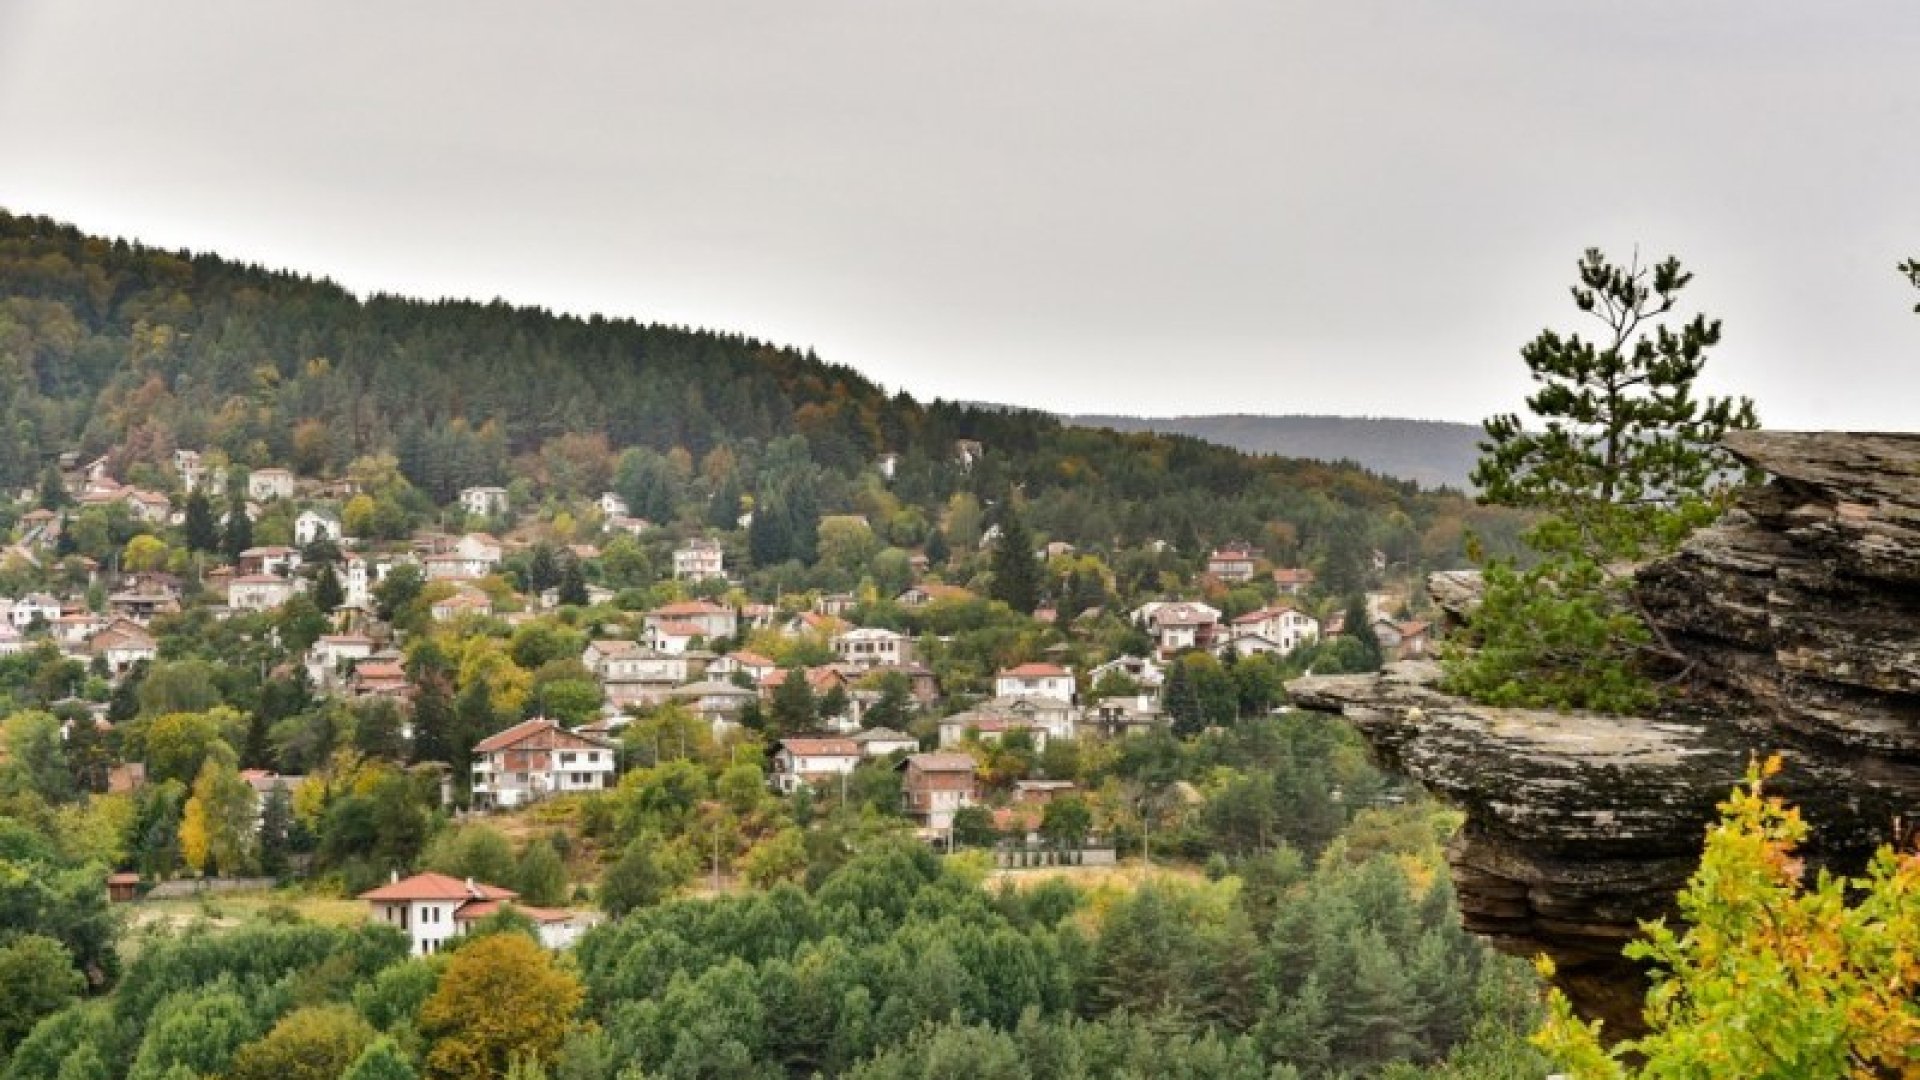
xmin=1287 ymin=431 xmax=1920 ymax=1033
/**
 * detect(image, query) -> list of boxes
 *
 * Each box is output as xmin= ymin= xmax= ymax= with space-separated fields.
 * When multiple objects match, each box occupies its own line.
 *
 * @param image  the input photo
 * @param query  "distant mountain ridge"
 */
xmin=1067 ymin=413 xmax=1485 ymax=491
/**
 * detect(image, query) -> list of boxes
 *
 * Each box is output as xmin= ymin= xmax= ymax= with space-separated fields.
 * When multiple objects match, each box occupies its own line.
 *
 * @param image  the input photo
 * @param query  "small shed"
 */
xmin=106 ymin=871 xmax=141 ymax=903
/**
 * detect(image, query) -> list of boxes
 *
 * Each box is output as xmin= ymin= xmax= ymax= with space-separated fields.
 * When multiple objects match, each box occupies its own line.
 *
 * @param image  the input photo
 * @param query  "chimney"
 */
xmin=465 ymin=876 xmax=477 ymax=897
xmin=390 ymin=869 xmax=399 ymax=884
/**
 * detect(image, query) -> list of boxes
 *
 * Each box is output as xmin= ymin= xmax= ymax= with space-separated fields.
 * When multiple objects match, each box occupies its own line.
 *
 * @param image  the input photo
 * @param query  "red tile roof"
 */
xmin=358 ymin=871 xmax=518 ymax=902
xmin=472 ymin=717 xmax=612 ymax=754
xmin=452 ymin=899 xmax=573 ymax=923
xmin=999 ymin=663 xmax=1069 ymax=678
xmin=778 ymin=737 xmax=861 ymax=757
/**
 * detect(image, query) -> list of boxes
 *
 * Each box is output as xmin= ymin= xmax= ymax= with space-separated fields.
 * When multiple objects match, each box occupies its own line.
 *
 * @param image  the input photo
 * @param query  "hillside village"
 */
xmin=0 ymin=438 xmax=1436 ymax=913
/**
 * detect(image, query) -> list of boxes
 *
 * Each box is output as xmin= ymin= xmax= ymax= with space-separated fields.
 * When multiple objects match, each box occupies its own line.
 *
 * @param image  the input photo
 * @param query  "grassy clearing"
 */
xmin=126 ymin=887 xmax=367 ymax=936
xmin=983 ymin=859 xmax=1209 ymax=893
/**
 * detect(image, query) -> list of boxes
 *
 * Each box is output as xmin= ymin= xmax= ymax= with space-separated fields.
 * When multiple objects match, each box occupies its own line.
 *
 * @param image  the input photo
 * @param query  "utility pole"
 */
xmin=711 ymin=819 xmax=721 ymax=894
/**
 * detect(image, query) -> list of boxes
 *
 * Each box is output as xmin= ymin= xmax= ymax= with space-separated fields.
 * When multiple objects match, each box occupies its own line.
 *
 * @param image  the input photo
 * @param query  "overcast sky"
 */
xmin=1 ymin=2 xmax=1915 ymax=429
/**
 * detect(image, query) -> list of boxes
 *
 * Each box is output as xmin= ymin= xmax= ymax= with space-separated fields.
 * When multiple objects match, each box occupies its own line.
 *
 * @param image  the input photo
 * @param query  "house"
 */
xmin=672 ymin=537 xmax=725 ymax=581
xmin=781 ymin=611 xmax=849 ymax=639
xmin=851 ymin=727 xmax=919 ymax=758
xmin=295 ymin=509 xmax=344 ymax=547
xmin=122 ymin=488 xmax=172 ymax=525
xmin=459 ymin=486 xmax=510 ymax=518
xmin=238 ymin=545 xmax=302 ymax=577
xmin=757 ymin=665 xmax=850 ymax=704
xmin=1224 ymin=606 xmax=1321 ymax=656
xmin=1373 ymin=618 xmax=1432 ymax=661
xmin=470 ymin=718 xmax=618 ymax=809
xmin=605 ymin=515 xmax=652 ymax=537
xmin=341 ymin=556 xmax=373 ymax=609
xmin=814 ymin=592 xmax=858 ymax=618
xmin=7 ymin=592 xmax=62 ymax=629
xmin=431 ymin=588 xmax=494 ymax=622
xmin=1088 ymin=654 xmax=1163 ymax=691
xmin=229 ymin=574 xmax=297 ymax=612
xmin=1272 ymin=568 xmax=1316 ymax=595
xmin=833 ymin=627 xmax=914 ymax=670
xmin=359 ymin=871 xmax=598 ymax=955
xmin=954 ymin=440 xmax=984 ymax=469
xmin=645 ymin=600 xmax=737 ymax=641
xmin=642 ymin=620 xmax=705 ymax=654
xmin=53 ymin=610 xmax=109 ymax=645
xmin=456 ymin=532 xmax=504 ymax=569
xmin=994 ymin=663 xmax=1076 ymax=702
xmin=877 ymin=452 xmax=900 ymax=480
xmin=1206 ymin=543 xmax=1261 ymax=582
xmin=0 ymin=621 xmax=25 ymax=657
xmin=249 ymin=468 xmax=296 ymax=501
xmin=939 ymin=696 xmax=1077 ymax=750
xmin=307 ymin=634 xmax=376 ymax=688
xmin=597 ymin=492 xmax=629 ymax=517
xmin=88 ymin=620 xmax=157 ymax=677
xmin=706 ymin=650 xmax=776 ymax=684
xmin=668 ymin=680 xmax=759 ymax=736
xmin=1013 ymin=779 xmax=1076 ymax=804
xmin=107 ymin=871 xmax=142 ymax=903
xmin=770 ymin=737 xmax=862 ymax=795
xmin=899 ymin=753 xmax=978 ymax=831
xmin=1133 ymin=601 xmax=1223 ymax=659
xmin=348 ymin=660 xmax=411 ymax=699
xmin=1086 ymin=695 xmax=1166 ymax=738
xmin=895 ymin=583 xmax=973 ymax=608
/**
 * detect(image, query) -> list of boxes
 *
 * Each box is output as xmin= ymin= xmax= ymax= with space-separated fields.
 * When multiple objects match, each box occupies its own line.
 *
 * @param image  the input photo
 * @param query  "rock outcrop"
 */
xmin=1287 ymin=431 xmax=1920 ymax=1034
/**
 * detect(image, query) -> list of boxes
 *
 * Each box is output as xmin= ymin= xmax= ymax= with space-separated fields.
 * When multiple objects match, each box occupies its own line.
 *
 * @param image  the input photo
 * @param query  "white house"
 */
xmin=644 ymin=600 xmax=737 ymax=641
xmin=470 ymin=717 xmax=618 ymax=809
xmin=7 ymin=593 xmax=62 ymax=629
xmin=1223 ymin=606 xmax=1321 ymax=656
xmin=672 ymin=537 xmax=725 ymax=582
xmin=359 ymin=871 xmax=598 ymax=956
xmin=852 ymin=727 xmax=919 ymax=758
xmin=229 ymin=575 xmax=296 ymax=612
xmin=1206 ymin=544 xmax=1260 ymax=583
xmin=597 ymin=492 xmax=629 ymax=517
xmin=456 ymin=532 xmax=504 ymax=569
xmin=1088 ymin=654 xmax=1164 ymax=692
xmin=770 ymin=737 xmax=862 ymax=795
xmin=88 ymin=620 xmax=157 ymax=678
xmin=833 ymin=627 xmax=914 ymax=670
xmin=668 ymin=680 xmax=759 ymax=737
xmin=1133 ymin=601 xmax=1223 ymax=658
xmin=430 ymin=588 xmax=494 ymax=622
xmin=642 ymin=620 xmax=704 ymax=654
xmin=307 ymin=634 xmax=376 ymax=689
xmin=459 ymin=486 xmax=510 ymax=518
xmin=994 ymin=662 xmax=1076 ymax=702
xmin=342 ymin=556 xmax=373 ymax=609
xmin=249 ymin=468 xmax=296 ymax=502
xmin=295 ymin=509 xmax=344 ymax=547
xmin=706 ymin=650 xmax=776 ymax=684
xmin=939 ymin=696 xmax=1077 ymax=750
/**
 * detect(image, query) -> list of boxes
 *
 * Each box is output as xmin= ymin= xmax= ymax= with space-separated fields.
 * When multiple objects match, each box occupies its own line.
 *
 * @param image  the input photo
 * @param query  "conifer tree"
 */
xmin=988 ymin=501 xmax=1040 ymax=614
xmin=312 ymin=563 xmax=345 ymax=612
xmin=556 ymin=557 xmax=588 ymax=607
xmin=183 ymin=490 xmax=219 ymax=553
xmin=1450 ymin=249 xmax=1757 ymax=712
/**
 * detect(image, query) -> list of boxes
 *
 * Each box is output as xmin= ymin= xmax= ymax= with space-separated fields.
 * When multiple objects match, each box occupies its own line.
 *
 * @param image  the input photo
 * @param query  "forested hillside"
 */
xmin=1069 ymin=414 xmax=1485 ymax=492
xmin=0 ymin=210 xmax=1514 ymax=574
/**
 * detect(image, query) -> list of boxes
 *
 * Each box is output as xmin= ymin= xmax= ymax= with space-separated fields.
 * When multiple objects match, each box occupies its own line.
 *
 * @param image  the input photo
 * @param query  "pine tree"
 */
xmin=38 ymin=465 xmax=70 ymax=510
xmin=1452 ymin=249 xmax=1758 ymax=712
xmin=988 ymin=501 xmax=1040 ymax=614
xmin=259 ymin=782 xmax=294 ymax=876
xmin=1474 ymin=248 xmax=1757 ymax=565
xmin=223 ymin=504 xmax=254 ymax=562
xmin=1164 ymin=659 xmax=1204 ymax=738
xmin=556 ymin=557 xmax=588 ymax=607
xmin=526 ymin=544 xmax=561 ymax=594
xmin=924 ymin=525 xmax=950 ymax=567
xmin=769 ymin=667 xmax=817 ymax=736
xmin=312 ymin=563 xmax=345 ymax=612
xmin=183 ymin=490 xmax=219 ymax=553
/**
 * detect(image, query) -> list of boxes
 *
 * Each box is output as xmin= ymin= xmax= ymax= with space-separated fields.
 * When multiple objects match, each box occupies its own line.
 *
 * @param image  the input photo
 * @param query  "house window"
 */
xmin=560 ymin=752 xmax=576 ymax=765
